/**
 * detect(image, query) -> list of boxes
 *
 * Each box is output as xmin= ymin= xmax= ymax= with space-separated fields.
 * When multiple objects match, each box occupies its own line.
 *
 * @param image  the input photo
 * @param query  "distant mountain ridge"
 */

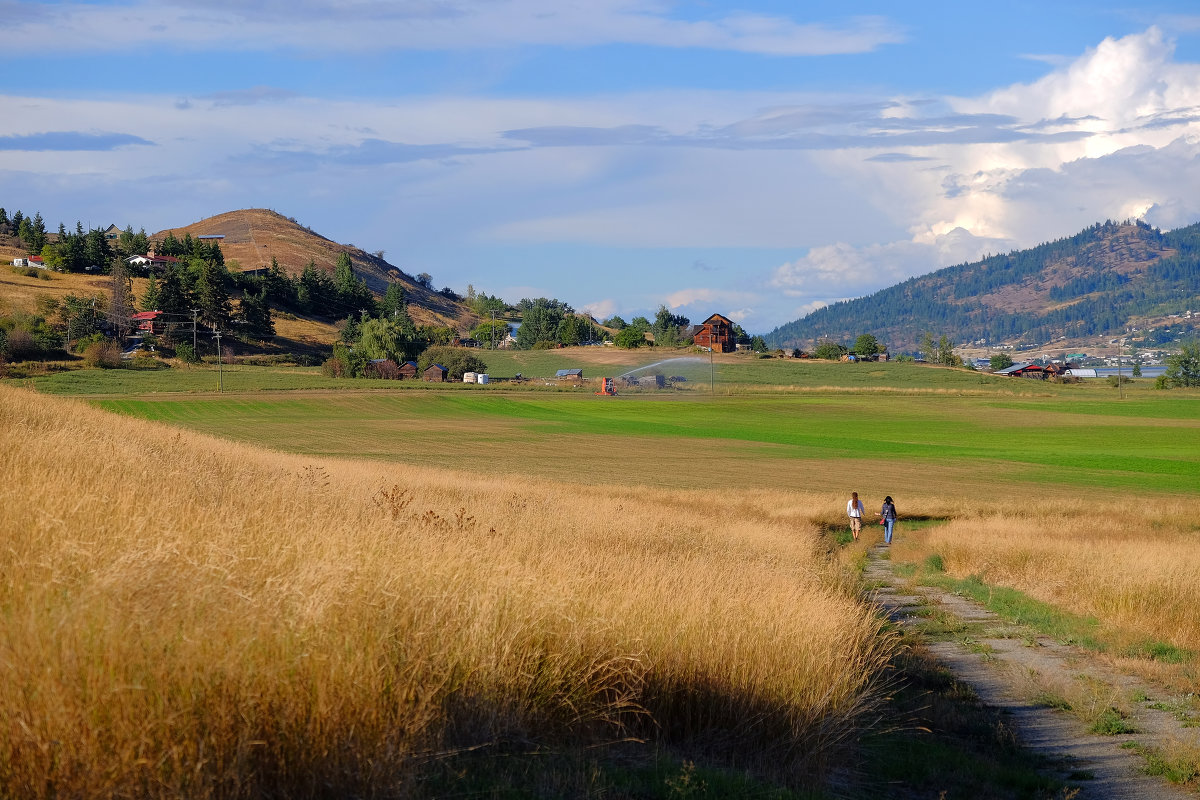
xmin=154 ymin=209 xmax=472 ymax=328
xmin=764 ymin=220 xmax=1200 ymax=351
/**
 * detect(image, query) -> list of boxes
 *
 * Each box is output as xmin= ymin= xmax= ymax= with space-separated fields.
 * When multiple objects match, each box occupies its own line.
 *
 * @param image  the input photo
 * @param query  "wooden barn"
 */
xmin=995 ymin=362 xmax=1047 ymax=379
xmin=692 ymin=313 xmax=735 ymax=353
xmin=423 ymin=363 xmax=448 ymax=382
xmin=397 ymin=360 xmax=418 ymax=379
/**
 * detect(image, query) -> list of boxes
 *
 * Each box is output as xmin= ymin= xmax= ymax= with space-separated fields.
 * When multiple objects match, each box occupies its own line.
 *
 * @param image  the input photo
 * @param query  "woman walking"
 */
xmin=846 ymin=492 xmax=864 ymax=541
xmin=878 ymin=496 xmax=898 ymax=544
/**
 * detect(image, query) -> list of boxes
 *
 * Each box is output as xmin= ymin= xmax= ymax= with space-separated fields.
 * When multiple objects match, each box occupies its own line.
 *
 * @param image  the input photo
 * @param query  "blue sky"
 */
xmin=5 ymin=2 xmax=1200 ymax=333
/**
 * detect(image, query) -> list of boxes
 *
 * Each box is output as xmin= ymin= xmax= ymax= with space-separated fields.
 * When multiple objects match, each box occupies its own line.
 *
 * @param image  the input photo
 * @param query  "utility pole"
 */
xmin=490 ymin=309 xmax=496 ymax=351
xmin=213 ymin=327 xmax=223 ymax=392
xmin=1118 ymin=339 xmax=1124 ymax=400
xmin=709 ymin=346 xmax=714 ymax=395
xmin=191 ymin=308 xmax=199 ymax=355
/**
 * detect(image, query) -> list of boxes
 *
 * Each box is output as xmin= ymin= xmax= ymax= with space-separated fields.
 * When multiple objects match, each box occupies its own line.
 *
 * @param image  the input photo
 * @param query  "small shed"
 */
xmin=398 ymin=360 xmax=418 ymax=379
xmin=555 ymin=368 xmax=584 ymax=380
xmin=463 ymin=371 xmax=478 ymax=384
xmin=424 ymin=363 xmax=448 ymax=382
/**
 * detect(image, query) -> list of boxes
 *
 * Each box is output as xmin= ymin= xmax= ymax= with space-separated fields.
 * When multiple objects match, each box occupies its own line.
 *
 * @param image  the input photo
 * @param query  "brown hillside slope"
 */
xmin=963 ymin=224 xmax=1173 ymax=314
xmin=154 ymin=209 xmax=475 ymax=329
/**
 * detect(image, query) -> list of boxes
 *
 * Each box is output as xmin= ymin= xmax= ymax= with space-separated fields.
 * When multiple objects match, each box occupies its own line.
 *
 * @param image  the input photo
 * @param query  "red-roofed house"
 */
xmin=131 ymin=310 xmax=163 ymax=335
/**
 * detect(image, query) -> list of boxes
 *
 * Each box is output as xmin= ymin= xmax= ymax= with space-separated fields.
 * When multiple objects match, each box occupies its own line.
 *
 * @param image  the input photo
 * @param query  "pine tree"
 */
xmin=236 ymin=289 xmax=274 ymax=339
xmin=195 ymin=262 xmax=232 ymax=328
xmin=140 ymin=273 xmax=160 ymax=312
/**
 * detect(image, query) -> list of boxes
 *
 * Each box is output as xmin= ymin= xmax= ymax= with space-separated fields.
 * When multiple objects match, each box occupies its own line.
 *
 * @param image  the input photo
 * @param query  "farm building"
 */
xmin=995 ymin=362 xmax=1047 ymax=379
xmin=555 ymin=368 xmax=584 ymax=380
xmin=692 ymin=313 xmax=735 ymax=353
xmin=424 ymin=364 xmax=448 ymax=382
xmin=397 ymin=360 xmax=418 ymax=379
xmin=130 ymin=310 xmax=163 ymax=335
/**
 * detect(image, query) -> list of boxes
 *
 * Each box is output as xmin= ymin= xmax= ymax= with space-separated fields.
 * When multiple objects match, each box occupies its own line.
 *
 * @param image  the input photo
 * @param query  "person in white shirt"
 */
xmin=846 ymin=492 xmax=865 ymax=541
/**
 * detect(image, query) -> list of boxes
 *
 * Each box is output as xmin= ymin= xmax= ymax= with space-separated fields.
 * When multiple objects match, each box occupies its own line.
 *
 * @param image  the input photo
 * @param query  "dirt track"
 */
xmin=867 ymin=543 xmax=1198 ymax=799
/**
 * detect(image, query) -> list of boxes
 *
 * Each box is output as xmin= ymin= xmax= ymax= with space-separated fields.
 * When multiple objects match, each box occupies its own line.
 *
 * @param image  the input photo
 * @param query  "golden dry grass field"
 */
xmin=0 ymin=383 xmax=894 ymax=798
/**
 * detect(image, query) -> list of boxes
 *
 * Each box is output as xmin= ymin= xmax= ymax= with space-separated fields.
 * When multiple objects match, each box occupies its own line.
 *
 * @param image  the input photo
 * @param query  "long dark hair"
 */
xmin=884 ymin=496 xmax=893 ymax=504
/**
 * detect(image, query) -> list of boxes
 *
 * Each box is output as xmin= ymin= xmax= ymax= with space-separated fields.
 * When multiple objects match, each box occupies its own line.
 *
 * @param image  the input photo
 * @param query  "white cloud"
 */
xmin=664 ymin=287 xmax=758 ymax=310
xmin=580 ymin=299 xmax=616 ymax=320
xmin=4 ymin=2 xmax=904 ymax=56
xmin=771 ymin=227 xmax=1011 ymax=297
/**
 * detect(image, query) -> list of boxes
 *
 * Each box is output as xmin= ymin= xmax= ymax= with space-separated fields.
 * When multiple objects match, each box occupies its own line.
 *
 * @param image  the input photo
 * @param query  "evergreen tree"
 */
xmin=380 ymin=282 xmax=407 ymax=319
xmin=0 ymin=208 xmax=7 ymax=227
xmin=140 ymin=273 xmax=160 ymax=312
xmin=17 ymin=216 xmax=33 ymax=252
xmin=29 ymin=212 xmax=46 ymax=252
xmin=262 ymin=257 xmax=295 ymax=308
xmin=156 ymin=264 xmax=193 ymax=318
xmin=236 ymin=289 xmax=275 ymax=339
xmin=194 ymin=261 xmax=232 ymax=328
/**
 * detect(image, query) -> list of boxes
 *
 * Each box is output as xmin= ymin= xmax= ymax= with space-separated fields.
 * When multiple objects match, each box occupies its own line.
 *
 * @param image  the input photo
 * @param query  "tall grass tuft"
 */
xmin=0 ymin=385 xmax=895 ymax=797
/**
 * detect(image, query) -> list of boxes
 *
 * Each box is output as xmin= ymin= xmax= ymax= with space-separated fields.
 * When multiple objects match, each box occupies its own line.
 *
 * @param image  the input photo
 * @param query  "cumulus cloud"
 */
xmin=3 ymin=2 xmax=904 ymax=55
xmin=771 ymin=228 xmax=1012 ymax=297
xmin=580 ymin=299 xmax=616 ymax=320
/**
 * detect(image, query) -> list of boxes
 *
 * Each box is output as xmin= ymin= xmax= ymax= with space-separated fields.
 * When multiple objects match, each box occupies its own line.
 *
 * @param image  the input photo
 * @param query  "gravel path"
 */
xmin=865 ymin=543 xmax=1198 ymax=799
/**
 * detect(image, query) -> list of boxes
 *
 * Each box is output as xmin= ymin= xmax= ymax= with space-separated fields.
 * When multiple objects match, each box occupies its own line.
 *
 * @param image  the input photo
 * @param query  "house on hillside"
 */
xmin=995 ymin=362 xmax=1046 ymax=379
xmin=692 ymin=313 xmax=735 ymax=352
xmin=424 ymin=363 xmax=448 ymax=382
xmin=103 ymin=224 xmax=121 ymax=240
xmin=131 ymin=310 xmax=163 ymax=335
xmin=125 ymin=252 xmax=179 ymax=273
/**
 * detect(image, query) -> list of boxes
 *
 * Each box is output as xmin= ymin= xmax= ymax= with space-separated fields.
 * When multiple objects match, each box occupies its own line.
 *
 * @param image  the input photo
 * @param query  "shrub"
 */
xmin=83 ymin=340 xmax=122 ymax=368
xmin=3 ymin=328 xmax=39 ymax=360
xmin=174 ymin=341 xmax=200 ymax=363
xmin=322 ymin=355 xmax=349 ymax=378
xmin=614 ymin=327 xmax=647 ymax=349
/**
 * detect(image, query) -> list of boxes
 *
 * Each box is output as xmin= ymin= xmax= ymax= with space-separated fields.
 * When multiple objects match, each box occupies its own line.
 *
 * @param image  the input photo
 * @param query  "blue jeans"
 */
xmin=884 ymin=519 xmax=895 ymax=544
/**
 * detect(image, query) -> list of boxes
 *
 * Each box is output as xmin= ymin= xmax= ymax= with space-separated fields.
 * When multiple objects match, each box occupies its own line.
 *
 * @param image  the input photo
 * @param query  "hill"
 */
xmin=765 ymin=220 xmax=1200 ymax=352
xmin=154 ymin=209 xmax=473 ymax=329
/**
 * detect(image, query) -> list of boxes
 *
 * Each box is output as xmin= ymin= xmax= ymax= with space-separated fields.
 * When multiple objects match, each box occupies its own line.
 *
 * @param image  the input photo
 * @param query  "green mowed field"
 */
xmin=86 ymin=379 xmax=1200 ymax=498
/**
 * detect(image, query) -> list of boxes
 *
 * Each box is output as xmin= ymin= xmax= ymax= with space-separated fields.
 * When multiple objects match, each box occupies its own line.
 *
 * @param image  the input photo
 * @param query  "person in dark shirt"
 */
xmin=878 ymin=496 xmax=898 ymax=544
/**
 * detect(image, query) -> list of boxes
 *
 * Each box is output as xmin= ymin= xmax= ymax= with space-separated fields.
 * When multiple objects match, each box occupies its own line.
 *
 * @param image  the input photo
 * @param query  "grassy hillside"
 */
xmin=767 ymin=219 xmax=1200 ymax=352
xmin=154 ymin=208 xmax=474 ymax=329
